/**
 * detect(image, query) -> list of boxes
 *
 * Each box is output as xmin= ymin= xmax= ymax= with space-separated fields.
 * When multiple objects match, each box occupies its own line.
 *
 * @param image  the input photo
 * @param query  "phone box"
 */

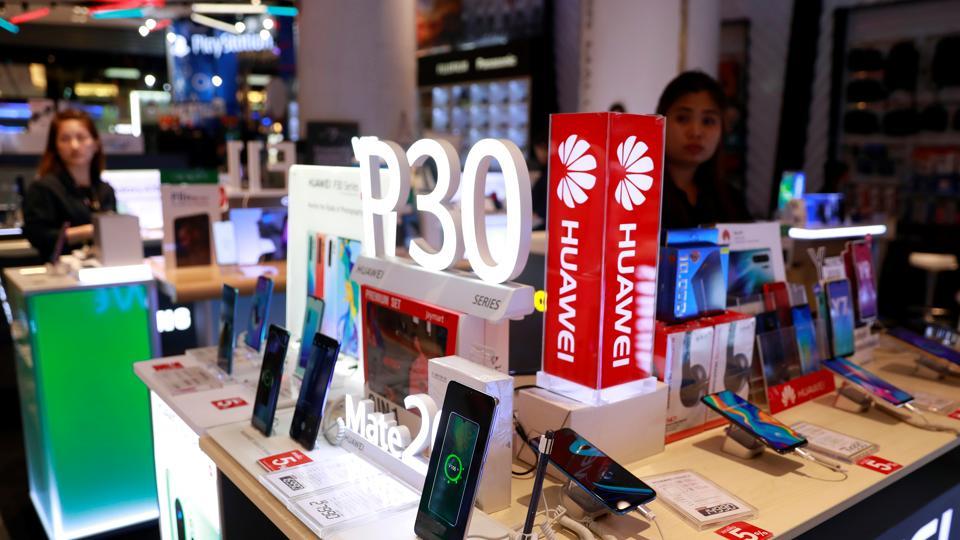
xmin=541 ymin=112 xmax=664 ymax=404
xmin=428 ymin=356 xmax=512 ymax=513
xmin=361 ymin=285 xmax=505 ymax=429
xmin=657 ymin=229 xmax=730 ymax=323
xmin=701 ymin=311 xmax=757 ymax=428
xmin=515 ymin=383 xmax=667 ymax=467
xmin=716 ymin=222 xmax=786 ymax=283
xmin=93 ymin=213 xmax=143 ymax=266
xmin=653 ymin=322 xmax=715 ymax=442
xmin=160 ymin=184 xmax=220 ymax=269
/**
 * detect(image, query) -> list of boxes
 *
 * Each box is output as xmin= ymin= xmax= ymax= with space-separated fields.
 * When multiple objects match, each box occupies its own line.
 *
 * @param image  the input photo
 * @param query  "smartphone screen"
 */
xmin=823 ymin=357 xmax=913 ymax=407
xmin=791 ymin=305 xmax=820 ymax=374
xmin=251 ymin=325 xmax=289 ymax=436
xmin=244 ymin=276 xmax=274 ymax=350
xmin=291 ymin=333 xmax=340 ymax=450
xmin=217 ymin=285 xmax=239 ymax=374
xmin=534 ymin=428 xmax=656 ymax=514
xmin=297 ymin=296 xmax=326 ymax=372
xmin=888 ymin=327 xmax=960 ymax=367
xmin=415 ymin=381 xmax=496 ymax=540
xmin=701 ymin=390 xmax=807 ymax=453
xmin=826 ymin=279 xmax=855 ymax=358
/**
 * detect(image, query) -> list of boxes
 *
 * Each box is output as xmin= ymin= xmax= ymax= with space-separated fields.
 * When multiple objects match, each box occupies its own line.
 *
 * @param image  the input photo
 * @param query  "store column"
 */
xmin=297 ymin=0 xmax=417 ymax=141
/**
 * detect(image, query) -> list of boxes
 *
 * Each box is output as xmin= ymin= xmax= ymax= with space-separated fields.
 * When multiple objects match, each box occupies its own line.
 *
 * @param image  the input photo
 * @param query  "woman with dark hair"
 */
xmin=656 ymin=71 xmax=749 ymax=231
xmin=23 ymin=109 xmax=117 ymax=261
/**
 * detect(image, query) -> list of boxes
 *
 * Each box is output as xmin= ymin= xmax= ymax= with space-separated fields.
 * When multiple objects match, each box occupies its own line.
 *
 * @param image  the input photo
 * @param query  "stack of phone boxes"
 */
xmin=657 ymin=229 xmax=730 ymax=324
xmin=653 ymin=311 xmax=756 ymax=442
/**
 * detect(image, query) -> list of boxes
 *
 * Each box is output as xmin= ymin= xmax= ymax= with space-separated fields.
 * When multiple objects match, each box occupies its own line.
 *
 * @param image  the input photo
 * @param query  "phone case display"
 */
xmin=418 ymin=42 xmax=536 ymax=160
xmin=658 ymin=229 xmax=730 ymax=323
xmin=843 ymin=239 xmax=878 ymax=325
xmin=362 ymin=285 xmax=465 ymax=412
xmin=653 ymin=323 xmax=714 ymax=441
xmin=161 ymin=184 xmax=220 ymax=269
xmin=790 ymin=422 xmax=877 ymax=463
xmin=644 ymin=470 xmax=756 ymax=530
xmin=704 ymin=312 xmax=756 ymax=425
xmin=542 ymin=113 xmax=664 ymax=397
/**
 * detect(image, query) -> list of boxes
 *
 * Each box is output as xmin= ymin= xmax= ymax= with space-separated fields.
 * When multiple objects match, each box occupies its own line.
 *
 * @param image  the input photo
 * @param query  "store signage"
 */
xmin=169 ymin=32 xmax=275 ymax=59
xmin=949 ymin=408 xmax=960 ymax=421
xmin=418 ymin=42 xmax=530 ymax=86
xmin=258 ymin=450 xmax=313 ymax=472
xmin=542 ymin=113 xmax=664 ymax=394
xmin=856 ymin=455 xmax=902 ymax=475
xmin=211 ymin=397 xmax=247 ymax=410
xmin=341 ymin=393 xmax=438 ymax=473
xmin=715 ymin=521 xmax=773 ymax=540
xmin=766 ymin=369 xmax=836 ymax=414
xmin=353 ymin=136 xmax=531 ymax=284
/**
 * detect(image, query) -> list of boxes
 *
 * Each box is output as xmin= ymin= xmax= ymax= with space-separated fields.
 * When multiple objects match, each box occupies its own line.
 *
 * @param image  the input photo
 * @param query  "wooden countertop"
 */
xmin=147 ymin=256 xmax=286 ymax=303
xmin=200 ymin=336 xmax=960 ymax=539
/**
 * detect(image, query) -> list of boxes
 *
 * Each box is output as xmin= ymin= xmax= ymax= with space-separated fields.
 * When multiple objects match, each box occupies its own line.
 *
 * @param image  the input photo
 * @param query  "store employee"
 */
xmin=23 ymin=109 xmax=117 ymax=261
xmin=657 ymin=71 xmax=749 ymax=231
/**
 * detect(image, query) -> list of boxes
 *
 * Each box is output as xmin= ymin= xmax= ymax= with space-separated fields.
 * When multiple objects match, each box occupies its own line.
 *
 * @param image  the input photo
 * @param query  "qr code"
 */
xmin=279 ymin=475 xmax=305 ymax=491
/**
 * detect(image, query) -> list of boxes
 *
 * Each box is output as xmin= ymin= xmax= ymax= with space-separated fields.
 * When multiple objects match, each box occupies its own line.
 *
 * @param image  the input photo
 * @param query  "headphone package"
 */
xmin=654 ymin=322 xmax=715 ymax=442
xmin=703 ymin=312 xmax=757 ymax=429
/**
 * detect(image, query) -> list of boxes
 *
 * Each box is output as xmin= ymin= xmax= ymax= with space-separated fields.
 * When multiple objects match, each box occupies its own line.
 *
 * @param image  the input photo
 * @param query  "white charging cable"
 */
xmin=903 ymin=403 xmax=960 ymax=436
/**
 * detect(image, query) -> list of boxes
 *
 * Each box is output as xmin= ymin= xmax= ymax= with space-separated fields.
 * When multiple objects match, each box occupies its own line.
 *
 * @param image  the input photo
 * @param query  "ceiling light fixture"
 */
xmin=144 ymin=18 xmax=156 ymax=29
xmin=190 ymin=12 xmax=240 ymax=34
xmin=191 ymin=3 xmax=297 ymax=17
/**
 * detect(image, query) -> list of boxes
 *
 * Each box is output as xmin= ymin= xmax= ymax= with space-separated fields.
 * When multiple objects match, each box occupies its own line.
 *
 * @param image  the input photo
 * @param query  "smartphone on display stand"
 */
xmin=825 ymin=279 xmax=855 ymax=358
xmin=823 ymin=357 xmax=914 ymax=407
xmin=244 ymin=275 xmax=274 ymax=351
xmin=251 ymin=324 xmax=290 ymax=437
xmin=414 ymin=381 xmax=497 ymax=540
xmin=296 ymin=296 xmax=326 ymax=376
xmin=217 ymin=285 xmax=239 ymax=375
xmin=290 ymin=332 xmax=340 ymax=450
xmin=528 ymin=427 xmax=656 ymax=515
xmin=702 ymin=390 xmax=807 ymax=453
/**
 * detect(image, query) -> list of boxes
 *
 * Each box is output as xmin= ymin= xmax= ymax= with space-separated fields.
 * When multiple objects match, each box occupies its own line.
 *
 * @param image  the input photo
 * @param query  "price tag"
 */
xmin=949 ymin=408 xmax=960 ymax=421
xmin=856 ymin=455 xmax=902 ymax=475
xmin=152 ymin=361 xmax=183 ymax=371
xmin=211 ymin=397 xmax=247 ymax=410
xmin=644 ymin=470 xmax=755 ymax=528
xmin=715 ymin=521 xmax=773 ymax=540
xmin=258 ymin=450 xmax=313 ymax=472
xmin=791 ymin=422 xmax=876 ymax=462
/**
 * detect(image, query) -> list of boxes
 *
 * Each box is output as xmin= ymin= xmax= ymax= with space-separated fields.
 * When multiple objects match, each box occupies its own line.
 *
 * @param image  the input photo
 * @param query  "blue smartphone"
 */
xmin=826 ymin=280 xmax=855 ymax=358
xmin=217 ymin=284 xmax=239 ymax=374
xmin=297 ymin=296 xmax=326 ymax=373
xmin=791 ymin=305 xmax=820 ymax=374
xmin=290 ymin=332 xmax=340 ymax=450
xmin=702 ymin=390 xmax=807 ymax=453
xmin=244 ymin=275 xmax=274 ymax=350
xmin=888 ymin=327 xmax=960 ymax=367
xmin=251 ymin=324 xmax=290 ymax=436
xmin=824 ymin=357 xmax=913 ymax=407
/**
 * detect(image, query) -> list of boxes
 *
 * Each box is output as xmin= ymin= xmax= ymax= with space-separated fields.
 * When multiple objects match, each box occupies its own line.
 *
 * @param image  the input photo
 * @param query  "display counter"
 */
xmin=147 ymin=256 xmax=286 ymax=304
xmin=189 ymin=335 xmax=959 ymax=539
xmin=5 ymin=264 xmax=160 ymax=539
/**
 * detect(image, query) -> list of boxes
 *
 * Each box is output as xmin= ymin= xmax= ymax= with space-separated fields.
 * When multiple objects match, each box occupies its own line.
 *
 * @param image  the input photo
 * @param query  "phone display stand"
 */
xmin=559 ymin=480 xmax=609 ymax=521
xmin=912 ymin=356 xmax=958 ymax=380
xmin=832 ymin=383 xmax=873 ymax=413
xmin=721 ymin=424 xmax=765 ymax=459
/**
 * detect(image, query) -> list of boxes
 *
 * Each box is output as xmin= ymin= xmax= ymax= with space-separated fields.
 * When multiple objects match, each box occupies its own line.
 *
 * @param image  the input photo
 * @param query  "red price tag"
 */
xmin=211 ymin=397 xmax=247 ymax=410
xmin=715 ymin=521 xmax=773 ymax=540
xmin=857 ymin=455 xmax=902 ymax=475
xmin=258 ymin=450 xmax=313 ymax=472
xmin=948 ymin=408 xmax=960 ymax=421
xmin=152 ymin=361 xmax=183 ymax=371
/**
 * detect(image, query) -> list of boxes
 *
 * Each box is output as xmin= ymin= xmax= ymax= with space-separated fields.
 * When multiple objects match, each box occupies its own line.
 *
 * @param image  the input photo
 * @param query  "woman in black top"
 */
xmin=23 ymin=109 xmax=116 ymax=261
xmin=656 ymin=71 xmax=749 ymax=232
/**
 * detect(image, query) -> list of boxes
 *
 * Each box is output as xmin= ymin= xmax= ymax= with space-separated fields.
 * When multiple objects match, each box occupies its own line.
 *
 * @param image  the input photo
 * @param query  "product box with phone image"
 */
xmin=362 ymin=285 xmax=501 ymax=430
xmin=701 ymin=311 xmax=757 ymax=429
xmin=716 ymin=222 xmax=786 ymax=305
xmin=653 ymin=322 xmax=715 ymax=442
xmin=161 ymin=184 xmax=220 ymax=269
xmin=428 ymin=356 xmax=512 ymax=513
xmin=541 ymin=112 xmax=664 ymax=403
xmin=657 ymin=229 xmax=730 ymax=324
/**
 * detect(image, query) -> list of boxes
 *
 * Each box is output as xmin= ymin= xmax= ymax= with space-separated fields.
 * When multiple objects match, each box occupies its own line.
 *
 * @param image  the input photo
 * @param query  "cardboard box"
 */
xmin=657 ymin=229 xmax=730 ymax=323
xmin=428 ymin=356 xmax=512 ymax=513
xmin=160 ymin=184 xmax=220 ymax=269
xmin=655 ymin=323 xmax=714 ymax=442
xmin=542 ymin=112 xmax=665 ymax=402
xmin=702 ymin=311 xmax=757 ymax=428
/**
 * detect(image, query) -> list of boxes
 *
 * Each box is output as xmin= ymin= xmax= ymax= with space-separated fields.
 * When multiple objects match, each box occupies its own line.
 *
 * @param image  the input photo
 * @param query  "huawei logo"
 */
xmin=615 ymin=136 xmax=655 ymax=211
xmin=781 ymin=385 xmax=797 ymax=407
xmin=555 ymin=134 xmax=597 ymax=208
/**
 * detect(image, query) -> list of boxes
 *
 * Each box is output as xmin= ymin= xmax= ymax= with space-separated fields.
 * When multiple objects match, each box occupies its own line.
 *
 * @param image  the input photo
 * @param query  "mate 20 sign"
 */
xmin=543 ymin=113 xmax=664 ymax=392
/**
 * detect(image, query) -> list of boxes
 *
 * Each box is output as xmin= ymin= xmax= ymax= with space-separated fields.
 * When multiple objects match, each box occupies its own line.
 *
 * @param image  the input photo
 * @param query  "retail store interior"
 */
xmin=1 ymin=1 xmax=960 ymax=539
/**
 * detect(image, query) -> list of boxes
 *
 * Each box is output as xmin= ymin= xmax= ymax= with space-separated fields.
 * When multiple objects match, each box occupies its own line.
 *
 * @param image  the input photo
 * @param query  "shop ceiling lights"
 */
xmin=9 ymin=7 xmax=50 ymax=24
xmin=191 ymin=3 xmax=298 ymax=17
xmin=190 ymin=12 xmax=241 ymax=34
xmin=787 ymin=224 xmax=887 ymax=240
xmin=0 ymin=17 xmax=19 ymax=33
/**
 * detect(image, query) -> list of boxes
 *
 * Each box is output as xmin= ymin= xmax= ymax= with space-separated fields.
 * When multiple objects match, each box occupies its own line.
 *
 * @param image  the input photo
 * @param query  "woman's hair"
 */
xmin=656 ymin=71 xmax=744 ymax=219
xmin=37 ymin=109 xmax=105 ymax=181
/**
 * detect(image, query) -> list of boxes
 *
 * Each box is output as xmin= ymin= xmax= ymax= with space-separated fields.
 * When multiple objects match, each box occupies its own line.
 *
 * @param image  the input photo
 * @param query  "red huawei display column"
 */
xmin=541 ymin=113 xmax=665 ymax=402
